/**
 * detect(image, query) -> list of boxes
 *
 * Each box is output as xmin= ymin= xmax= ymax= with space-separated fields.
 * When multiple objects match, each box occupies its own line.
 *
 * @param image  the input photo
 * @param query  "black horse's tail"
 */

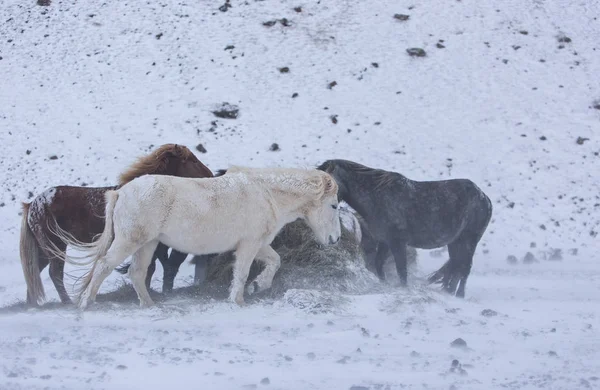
xmin=427 ymin=260 xmax=451 ymax=284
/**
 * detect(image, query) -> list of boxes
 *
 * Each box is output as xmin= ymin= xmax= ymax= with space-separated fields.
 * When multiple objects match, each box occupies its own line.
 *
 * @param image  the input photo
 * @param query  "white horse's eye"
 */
xmin=331 ymin=204 xmax=338 ymax=209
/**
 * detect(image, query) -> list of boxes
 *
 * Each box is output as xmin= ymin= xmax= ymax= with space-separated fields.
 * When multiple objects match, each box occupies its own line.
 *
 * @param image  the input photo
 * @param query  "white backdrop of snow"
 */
xmin=0 ymin=0 xmax=599 ymax=389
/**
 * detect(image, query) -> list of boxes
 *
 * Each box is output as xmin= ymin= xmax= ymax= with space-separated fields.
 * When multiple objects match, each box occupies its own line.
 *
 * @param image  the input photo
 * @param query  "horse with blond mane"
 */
xmin=49 ymin=166 xmax=342 ymax=309
xmin=20 ymin=144 xmax=213 ymax=306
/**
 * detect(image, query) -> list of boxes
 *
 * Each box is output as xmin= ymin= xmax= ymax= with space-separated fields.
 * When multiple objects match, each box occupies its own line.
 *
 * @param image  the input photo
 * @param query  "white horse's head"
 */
xmin=303 ymin=172 xmax=342 ymax=246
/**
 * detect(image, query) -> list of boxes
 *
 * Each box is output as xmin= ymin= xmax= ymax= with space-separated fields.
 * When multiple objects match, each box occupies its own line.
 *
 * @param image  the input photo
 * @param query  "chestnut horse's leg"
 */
xmin=161 ymin=249 xmax=188 ymax=293
xmin=44 ymin=238 xmax=73 ymax=304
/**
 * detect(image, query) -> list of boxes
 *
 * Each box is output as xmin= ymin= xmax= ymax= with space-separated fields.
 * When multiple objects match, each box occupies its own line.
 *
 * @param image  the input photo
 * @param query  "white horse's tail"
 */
xmin=45 ymin=191 xmax=119 ymax=298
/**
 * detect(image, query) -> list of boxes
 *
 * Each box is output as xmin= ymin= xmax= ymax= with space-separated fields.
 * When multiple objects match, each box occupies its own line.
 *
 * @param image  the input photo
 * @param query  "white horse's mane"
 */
xmin=225 ymin=165 xmax=336 ymax=199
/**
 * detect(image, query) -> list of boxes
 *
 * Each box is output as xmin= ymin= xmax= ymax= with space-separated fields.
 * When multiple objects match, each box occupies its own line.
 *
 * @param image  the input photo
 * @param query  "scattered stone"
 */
xmin=557 ymin=35 xmax=572 ymax=43
xmin=512 ymin=45 xmax=521 ymax=50
xmin=593 ymin=101 xmax=600 ymax=110
xmin=519 ymin=30 xmax=529 ymax=35
xmin=219 ymin=0 xmax=231 ymax=12
xmin=337 ymin=356 xmax=351 ymax=364
xmin=539 ymin=136 xmax=547 ymax=141
xmin=214 ymin=372 xmax=225 ymax=376
xmin=394 ymin=14 xmax=410 ymax=21
xmin=330 ymin=115 xmax=338 ymax=124
xmin=294 ymin=6 xmax=302 ymax=12
xmin=263 ymin=20 xmax=277 ymax=27
xmin=284 ymin=355 xmax=293 ymax=361
xmin=260 ymin=377 xmax=270 ymax=385
xmin=292 ymin=93 xmax=298 ymax=98
xmin=568 ymin=248 xmax=578 ymax=256
xmin=481 ymin=309 xmax=498 ymax=317
xmin=306 ymin=352 xmax=316 ymax=360
xmin=212 ymin=102 xmax=239 ymax=119
xmin=40 ymin=375 xmax=52 ymax=380
xmin=196 ymin=144 xmax=207 ymax=153
xmin=506 ymin=255 xmax=518 ymax=264
xmin=0 ymin=203 xmax=5 ymax=208
xmin=278 ymin=66 xmax=290 ymax=73
xmin=410 ymin=351 xmax=421 ymax=358
xmin=224 ymin=45 xmax=235 ymax=51
xmin=576 ymin=136 xmax=590 ymax=145
xmin=548 ymin=350 xmax=558 ymax=357
xmin=360 ymin=327 xmax=370 ymax=337
xmin=436 ymin=43 xmax=445 ymax=49
xmin=548 ymin=248 xmax=562 ymax=261
xmin=580 ymin=379 xmax=592 ymax=388
xmin=406 ymin=48 xmax=426 ymax=57
xmin=49 ymin=155 xmax=58 ymax=160
xmin=269 ymin=143 xmax=280 ymax=151
xmin=530 ymin=242 xmax=537 ymax=248
xmin=539 ymin=223 xmax=547 ymax=230
xmin=350 ymin=386 xmax=370 ymax=390
xmin=371 ymin=62 xmax=379 ymax=68
xmin=243 ymin=385 xmax=257 ymax=390
xmin=7 ymin=372 xmax=18 ymax=378
xmin=502 ymin=59 xmax=509 ymax=64
xmin=26 ymin=150 xmax=31 ymax=155
xmin=449 ymin=359 xmax=468 ymax=375
xmin=37 ymin=0 xmax=51 ymax=6
xmin=155 ymin=32 xmax=163 ymax=40
xmin=450 ymin=338 xmax=467 ymax=349
xmin=523 ymin=252 xmax=537 ymax=264
xmin=116 ymin=365 xmax=127 ymax=370
xmin=279 ymin=18 xmax=291 ymax=27
xmin=328 ymin=81 xmax=338 ymax=89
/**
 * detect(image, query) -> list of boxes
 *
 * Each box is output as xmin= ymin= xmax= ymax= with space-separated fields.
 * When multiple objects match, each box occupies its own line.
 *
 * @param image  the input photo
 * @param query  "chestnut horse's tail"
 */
xmin=20 ymin=202 xmax=46 ymax=305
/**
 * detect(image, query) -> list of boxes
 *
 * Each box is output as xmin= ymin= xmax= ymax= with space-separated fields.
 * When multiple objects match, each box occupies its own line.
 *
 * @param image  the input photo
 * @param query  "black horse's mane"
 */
xmin=318 ymin=159 xmax=403 ymax=189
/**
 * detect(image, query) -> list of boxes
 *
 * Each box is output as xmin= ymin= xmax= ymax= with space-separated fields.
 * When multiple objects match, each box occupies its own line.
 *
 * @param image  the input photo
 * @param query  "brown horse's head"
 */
xmin=118 ymin=144 xmax=213 ymax=185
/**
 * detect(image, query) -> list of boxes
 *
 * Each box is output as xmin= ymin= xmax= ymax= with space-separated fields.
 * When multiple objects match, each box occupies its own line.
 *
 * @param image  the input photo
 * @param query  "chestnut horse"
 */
xmin=19 ymin=144 xmax=213 ymax=306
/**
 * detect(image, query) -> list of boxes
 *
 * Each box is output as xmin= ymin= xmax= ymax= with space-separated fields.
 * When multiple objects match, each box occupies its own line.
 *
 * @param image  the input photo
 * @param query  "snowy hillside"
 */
xmin=0 ymin=0 xmax=599 ymax=389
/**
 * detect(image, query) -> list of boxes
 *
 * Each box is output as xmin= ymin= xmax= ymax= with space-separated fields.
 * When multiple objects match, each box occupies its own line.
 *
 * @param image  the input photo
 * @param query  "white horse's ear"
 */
xmin=322 ymin=174 xmax=337 ymax=197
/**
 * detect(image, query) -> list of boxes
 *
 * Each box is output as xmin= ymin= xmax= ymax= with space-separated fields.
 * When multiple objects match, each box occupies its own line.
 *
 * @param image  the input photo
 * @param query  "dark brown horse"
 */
xmin=20 ymin=144 xmax=214 ymax=306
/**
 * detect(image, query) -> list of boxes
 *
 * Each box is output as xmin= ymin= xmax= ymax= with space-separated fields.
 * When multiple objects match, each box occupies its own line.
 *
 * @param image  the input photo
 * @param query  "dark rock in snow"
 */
xmin=436 ymin=43 xmax=445 ymax=49
xmin=450 ymin=338 xmax=467 ymax=348
xmin=292 ymin=93 xmax=298 ymax=98
xmin=37 ymin=0 xmax=51 ymax=6
xmin=49 ymin=155 xmax=58 ymax=160
xmin=278 ymin=67 xmax=290 ymax=73
xmin=350 ymin=386 xmax=370 ymax=390
xmin=506 ymin=255 xmax=518 ymax=264
xmin=328 ymin=81 xmax=338 ymax=89
xmin=548 ymin=248 xmax=562 ymax=261
xmin=576 ymin=136 xmax=590 ymax=145
xmin=330 ymin=115 xmax=338 ymax=124
xmin=394 ymin=14 xmax=410 ymax=21
xmin=593 ymin=100 xmax=600 ymax=110
xmin=219 ymin=0 xmax=231 ymax=12
xmin=481 ymin=309 xmax=498 ymax=317
xmin=212 ymin=102 xmax=239 ymax=119
xmin=269 ymin=143 xmax=280 ymax=151
xmin=294 ymin=6 xmax=302 ymax=12
xmin=260 ymin=377 xmax=270 ymax=385
xmin=557 ymin=35 xmax=572 ymax=43
xmin=195 ymin=144 xmax=207 ymax=153
xmin=407 ymin=48 xmax=426 ymax=57
xmin=263 ymin=20 xmax=277 ymax=27
xmin=523 ymin=252 xmax=537 ymax=264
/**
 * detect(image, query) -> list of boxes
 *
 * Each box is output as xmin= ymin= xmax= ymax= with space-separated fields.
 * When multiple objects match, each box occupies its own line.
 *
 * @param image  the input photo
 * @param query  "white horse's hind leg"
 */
xmin=79 ymin=242 xmax=140 ymax=309
xmin=128 ymin=240 xmax=159 ymax=308
xmin=246 ymin=245 xmax=281 ymax=296
xmin=229 ymin=242 xmax=261 ymax=306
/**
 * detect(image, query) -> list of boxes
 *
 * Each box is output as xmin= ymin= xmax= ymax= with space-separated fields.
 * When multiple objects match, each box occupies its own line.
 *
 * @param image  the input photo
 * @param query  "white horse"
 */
xmin=50 ymin=165 xmax=342 ymax=309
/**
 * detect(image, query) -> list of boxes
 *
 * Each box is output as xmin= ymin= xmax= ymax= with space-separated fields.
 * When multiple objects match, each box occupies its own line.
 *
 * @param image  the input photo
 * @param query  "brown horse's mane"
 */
xmin=118 ymin=144 xmax=194 ymax=186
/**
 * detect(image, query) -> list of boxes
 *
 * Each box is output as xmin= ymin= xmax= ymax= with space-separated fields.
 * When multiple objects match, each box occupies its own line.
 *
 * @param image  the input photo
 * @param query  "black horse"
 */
xmin=317 ymin=159 xmax=492 ymax=298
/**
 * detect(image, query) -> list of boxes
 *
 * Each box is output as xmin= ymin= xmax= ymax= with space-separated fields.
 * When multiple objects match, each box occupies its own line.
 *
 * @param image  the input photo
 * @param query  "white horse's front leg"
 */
xmin=229 ymin=242 xmax=261 ymax=306
xmin=246 ymin=245 xmax=281 ymax=296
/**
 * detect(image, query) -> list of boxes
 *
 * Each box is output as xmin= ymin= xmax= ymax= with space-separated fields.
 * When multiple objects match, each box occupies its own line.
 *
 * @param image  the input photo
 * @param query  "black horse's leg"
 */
xmin=374 ymin=242 xmax=389 ymax=281
xmin=193 ymin=254 xmax=215 ymax=285
xmin=389 ymin=239 xmax=408 ymax=286
xmin=147 ymin=244 xmax=168 ymax=290
xmin=162 ymin=250 xmax=188 ymax=293
xmin=447 ymin=238 xmax=476 ymax=298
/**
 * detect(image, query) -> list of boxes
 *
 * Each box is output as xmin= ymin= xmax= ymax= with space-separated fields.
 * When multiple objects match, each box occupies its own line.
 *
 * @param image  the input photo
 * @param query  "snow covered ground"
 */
xmin=0 ymin=0 xmax=599 ymax=389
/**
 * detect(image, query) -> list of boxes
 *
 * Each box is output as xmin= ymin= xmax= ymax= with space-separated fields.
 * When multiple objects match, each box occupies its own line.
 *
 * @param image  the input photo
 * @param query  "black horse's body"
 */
xmin=317 ymin=159 xmax=492 ymax=298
